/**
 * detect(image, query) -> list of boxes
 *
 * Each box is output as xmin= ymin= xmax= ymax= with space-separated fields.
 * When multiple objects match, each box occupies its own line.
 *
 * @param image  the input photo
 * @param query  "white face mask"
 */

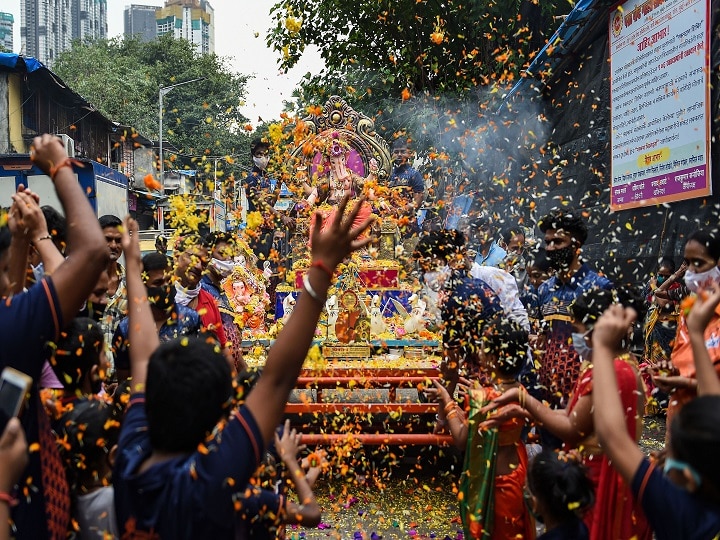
xmin=571 ymin=332 xmax=592 ymax=361
xmin=253 ymin=155 xmax=270 ymax=170
xmin=684 ymin=266 xmax=720 ymax=293
xmin=211 ymin=258 xmax=234 ymax=278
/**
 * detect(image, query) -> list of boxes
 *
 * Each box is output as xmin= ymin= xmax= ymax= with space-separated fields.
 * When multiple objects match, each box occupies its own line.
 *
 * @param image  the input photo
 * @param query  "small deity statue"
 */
xmin=369 ymin=294 xmax=386 ymax=336
xmin=282 ymin=294 xmax=296 ymax=324
xmin=231 ymin=279 xmax=252 ymax=309
xmin=325 ymin=294 xmax=339 ymax=340
xmin=404 ymin=294 xmax=427 ymax=335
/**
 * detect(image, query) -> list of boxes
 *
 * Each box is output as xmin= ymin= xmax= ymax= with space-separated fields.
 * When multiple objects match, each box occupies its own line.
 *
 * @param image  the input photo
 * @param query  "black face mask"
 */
xmin=78 ymin=301 xmax=107 ymax=322
xmin=547 ymin=245 xmax=576 ymax=271
xmin=146 ymin=284 xmax=176 ymax=313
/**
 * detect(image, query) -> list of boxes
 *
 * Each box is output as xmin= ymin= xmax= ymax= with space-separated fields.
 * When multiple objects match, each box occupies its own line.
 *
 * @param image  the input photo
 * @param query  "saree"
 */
xmin=460 ymin=388 xmax=535 ymax=539
xmin=567 ymin=357 xmax=652 ymax=540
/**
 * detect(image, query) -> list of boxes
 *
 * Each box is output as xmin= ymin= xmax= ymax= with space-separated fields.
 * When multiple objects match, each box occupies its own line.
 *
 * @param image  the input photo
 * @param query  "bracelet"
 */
xmin=31 ymin=235 xmax=53 ymax=247
xmin=0 ymin=492 xmax=17 ymax=507
xmin=310 ymin=260 xmax=334 ymax=280
xmin=443 ymin=401 xmax=458 ymax=414
xmin=518 ymin=386 xmax=527 ymax=410
xmin=302 ymin=273 xmax=326 ymax=304
xmin=49 ymin=157 xmax=82 ymax=181
xmin=446 ymin=409 xmax=458 ymax=421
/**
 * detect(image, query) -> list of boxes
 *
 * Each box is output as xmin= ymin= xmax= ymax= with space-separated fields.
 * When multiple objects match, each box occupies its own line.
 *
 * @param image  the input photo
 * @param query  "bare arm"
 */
xmin=29 ymin=135 xmax=108 ymax=324
xmin=591 ymin=305 xmax=645 ymax=484
xmin=686 ymin=283 xmax=720 ymax=396
xmin=0 ymin=418 xmax=28 ymax=540
xmin=120 ymin=217 xmax=158 ymax=393
xmin=245 ymin=196 xmax=374 ymax=445
xmin=482 ymin=386 xmax=593 ymax=446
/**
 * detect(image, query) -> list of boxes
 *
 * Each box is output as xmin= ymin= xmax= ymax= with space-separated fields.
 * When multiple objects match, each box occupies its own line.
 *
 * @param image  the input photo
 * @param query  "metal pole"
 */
xmin=159 ymin=89 xmax=164 ymax=191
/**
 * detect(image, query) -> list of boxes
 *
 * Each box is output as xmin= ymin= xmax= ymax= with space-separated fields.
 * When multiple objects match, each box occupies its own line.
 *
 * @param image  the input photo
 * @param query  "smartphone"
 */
xmin=0 ymin=368 xmax=33 ymax=431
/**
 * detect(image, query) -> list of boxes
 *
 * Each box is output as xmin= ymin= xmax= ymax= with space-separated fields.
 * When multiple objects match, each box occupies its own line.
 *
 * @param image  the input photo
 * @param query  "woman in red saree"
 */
xmin=430 ymin=316 xmax=535 ymax=539
xmin=484 ymin=287 xmax=652 ymax=540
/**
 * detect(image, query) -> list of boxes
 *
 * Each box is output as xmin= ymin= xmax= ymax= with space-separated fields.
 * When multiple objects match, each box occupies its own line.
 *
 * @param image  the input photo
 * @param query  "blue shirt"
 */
xmin=245 ymin=167 xmax=278 ymax=214
xmin=201 ymin=275 xmax=236 ymax=329
xmin=474 ymin=241 xmax=507 ymax=267
xmin=235 ymin=485 xmax=286 ymax=539
xmin=388 ymin=163 xmax=424 ymax=204
xmin=114 ymin=395 xmax=265 ymax=538
xmin=442 ymin=273 xmax=503 ymax=351
xmin=536 ymin=263 xmax=613 ymax=332
xmin=632 ymin=457 xmax=720 ymax=540
xmin=112 ymin=303 xmax=201 ymax=373
xmin=1 ymin=279 xmax=64 ymax=538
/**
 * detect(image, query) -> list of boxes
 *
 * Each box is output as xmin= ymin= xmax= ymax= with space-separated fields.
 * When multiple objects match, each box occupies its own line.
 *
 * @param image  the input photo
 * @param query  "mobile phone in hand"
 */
xmin=0 ymin=367 xmax=33 ymax=433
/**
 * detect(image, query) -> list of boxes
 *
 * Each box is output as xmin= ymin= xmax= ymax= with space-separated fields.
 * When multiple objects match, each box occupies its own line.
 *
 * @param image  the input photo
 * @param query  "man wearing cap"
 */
xmin=534 ymin=209 xmax=613 ymax=413
xmin=388 ymin=137 xmax=425 ymax=235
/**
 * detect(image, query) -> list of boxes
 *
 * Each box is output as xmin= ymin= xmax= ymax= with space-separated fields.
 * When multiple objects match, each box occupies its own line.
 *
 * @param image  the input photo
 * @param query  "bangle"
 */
xmin=31 ymin=235 xmax=53 ymax=247
xmin=443 ymin=401 xmax=458 ymax=414
xmin=446 ymin=409 xmax=458 ymax=420
xmin=302 ymin=273 xmax=326 ymax=304
xmin=519 ymin=386 xmax=527 ymax=410
xmin=310 ymin=260 xmax=334 ymax=280
xmin=0 ymin=492 xmax=17 ymax=507
xmin=48 ymin=157 xmax=82 ymax=181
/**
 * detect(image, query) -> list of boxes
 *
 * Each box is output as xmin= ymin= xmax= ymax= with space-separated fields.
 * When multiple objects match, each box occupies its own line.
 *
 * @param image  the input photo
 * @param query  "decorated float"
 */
xmin=233 ymin=97 xmax=451 ymax=445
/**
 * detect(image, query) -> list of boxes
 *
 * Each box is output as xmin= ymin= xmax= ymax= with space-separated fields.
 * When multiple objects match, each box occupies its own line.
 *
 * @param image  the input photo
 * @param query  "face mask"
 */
xmin=78 ymin=301 xmax=107 ymax=322
xmin=147 ymin=284 xmax=176 ymax=313
xmin=253 ymin=155 xmax=269 ymax=170
xmin=211 ymin=258 xmax=234 ymax=278
xmin=571 ymin=332 xmax=592 ymax=361
xmin=31 ymin=263 xmax=45 ymax=282
xmin=547 ymin=245 xmax=575 ymax=270
xmin=684 ymin=266 xmax=720 ymax=293
xmin=664 ymin=457 xmax=702 ymax=488
xmin=174 ymin=281 xmax=201 ymax=307
xmin=656 ymin=275 xmax=666 ymax=285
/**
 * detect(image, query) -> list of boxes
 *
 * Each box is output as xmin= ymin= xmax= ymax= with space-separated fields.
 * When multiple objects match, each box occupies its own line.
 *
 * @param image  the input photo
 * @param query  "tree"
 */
xmin=268 ymin=0 xmax=567 ymax=102
xmin=53 ymin=35 xmax=253 ymax=175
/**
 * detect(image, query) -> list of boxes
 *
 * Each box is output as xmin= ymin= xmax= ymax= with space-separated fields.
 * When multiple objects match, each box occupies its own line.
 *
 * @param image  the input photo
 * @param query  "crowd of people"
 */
xmin=0 ymin=133 xmax=719 ymax=540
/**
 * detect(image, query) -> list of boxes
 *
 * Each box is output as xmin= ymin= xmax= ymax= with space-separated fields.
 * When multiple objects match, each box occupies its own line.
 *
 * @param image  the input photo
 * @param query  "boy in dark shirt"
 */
xmin=114 ymin=197 xmax=373 ymax=538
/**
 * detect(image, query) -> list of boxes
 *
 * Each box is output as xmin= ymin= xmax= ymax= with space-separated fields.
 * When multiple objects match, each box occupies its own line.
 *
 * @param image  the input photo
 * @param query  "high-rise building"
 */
xmin=0 ymin=13 xmax=13 ymax=52
xmin=124 ymin=4 xmax=159 ymax=42
xmin=20 ymin=0 xmax=107 ymax=66
xmin=72 ymin=0 xmax=108 ymax=43
xmin=157 ymin=0 xmax=214 ymax=55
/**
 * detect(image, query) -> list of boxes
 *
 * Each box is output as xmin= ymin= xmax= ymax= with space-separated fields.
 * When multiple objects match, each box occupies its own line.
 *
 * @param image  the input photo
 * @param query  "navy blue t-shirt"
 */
xmin=1 ymin=279 xmax=64 ymax=538
xmin=632 ymin=457 xmax=720 ymax=540
xmin=235 ymin=485 xmax=286 ymax=539
xmin=442 ymin=274 xmax=502 ymax=352
xmin=114 ymin=394 xmax=265 ymax=539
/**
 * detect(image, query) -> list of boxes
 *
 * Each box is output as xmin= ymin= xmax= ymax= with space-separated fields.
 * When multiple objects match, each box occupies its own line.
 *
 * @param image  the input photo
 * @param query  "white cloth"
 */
xmin=469 ymin=263 xmax=530 ymax=331
xmin=76 ymin=486 xmax=118 ymax=539
xmin=174 ymin=281 xmax=202 ymax=306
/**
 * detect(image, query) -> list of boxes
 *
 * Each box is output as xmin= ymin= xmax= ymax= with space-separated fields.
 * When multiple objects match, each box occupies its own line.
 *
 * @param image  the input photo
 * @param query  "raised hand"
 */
xmin=120 ymin=217 xmax=141 ymax=268
xmin=9 ymin=187 xmax=48 ymax=244
xmin=687 ymin=282 xmax=720 ymax=335
xmin=30 ymin=134 xmax=69 ymax=176
xmin=310 ymin=195 xmax=374 ymax=269
xmin=274 ymin=419 xmax=304 ymax=465
xmin=591 ymin=304 xmax=637 ymax=353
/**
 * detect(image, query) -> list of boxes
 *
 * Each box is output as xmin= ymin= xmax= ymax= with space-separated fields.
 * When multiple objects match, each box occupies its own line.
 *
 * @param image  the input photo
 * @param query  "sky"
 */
xmin=5 ymin=0 xmax=324 ymax=124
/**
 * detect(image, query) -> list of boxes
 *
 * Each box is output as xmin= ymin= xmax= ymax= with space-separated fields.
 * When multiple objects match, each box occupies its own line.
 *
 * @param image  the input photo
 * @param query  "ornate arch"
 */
xmin=290 ymin=96 xmax=392 ymax=180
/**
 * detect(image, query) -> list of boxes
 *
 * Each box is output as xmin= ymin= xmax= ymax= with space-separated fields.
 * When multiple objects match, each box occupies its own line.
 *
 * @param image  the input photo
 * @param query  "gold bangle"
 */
xmin=519 ymin=386 xmax=527 ymax=409
xmin=446 ymin=409 xmax=458 ymax=420
xmin=444 ymin=401 xmax=458 ymax=414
